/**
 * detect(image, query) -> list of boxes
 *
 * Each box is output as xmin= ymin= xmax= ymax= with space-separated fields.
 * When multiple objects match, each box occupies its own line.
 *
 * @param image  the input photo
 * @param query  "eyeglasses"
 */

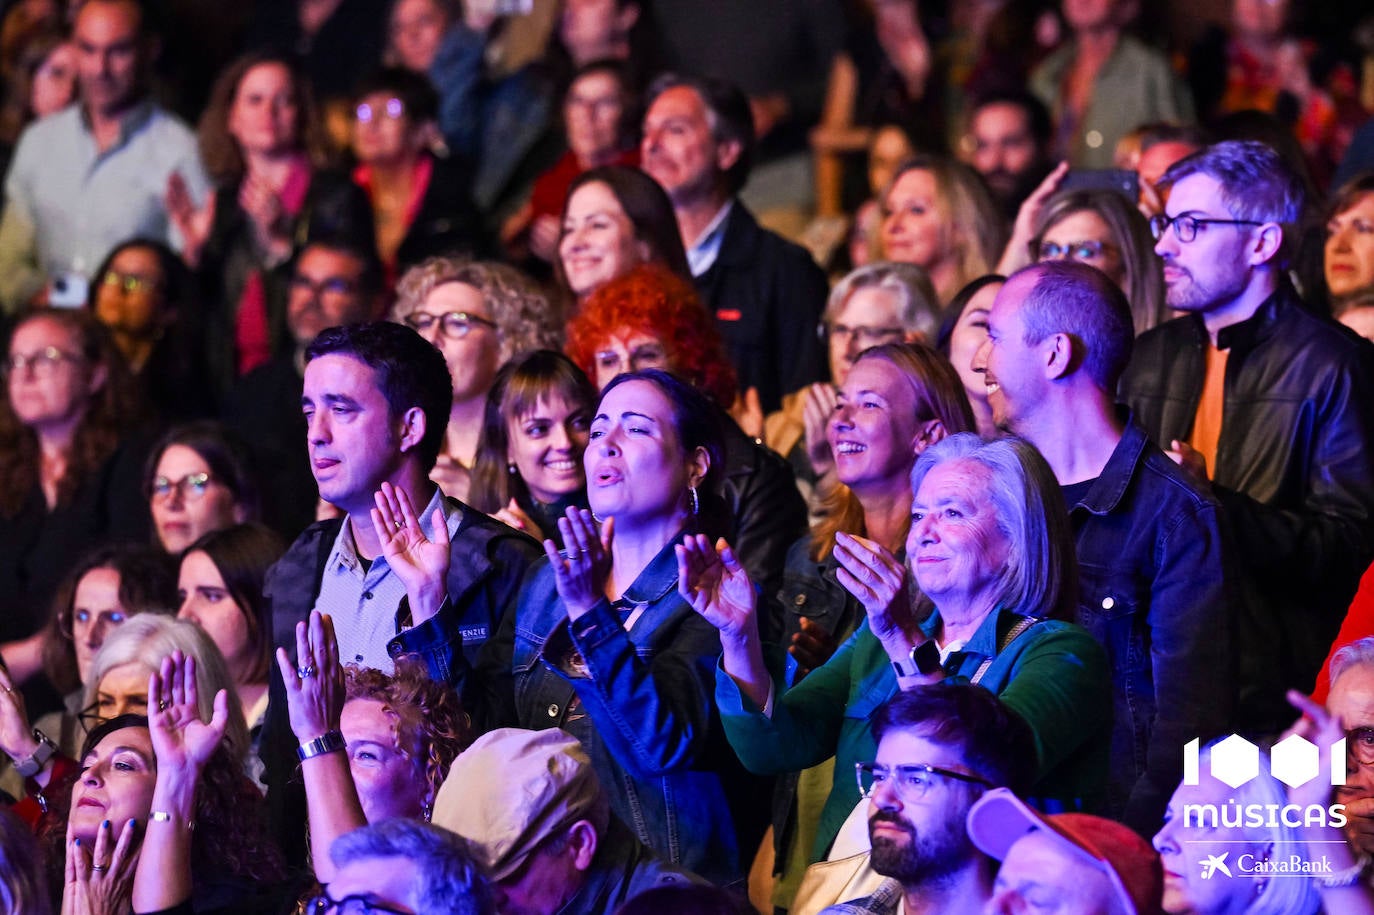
xmin=355 ymin=98 xmax=405 ymax=123
xmin=855 ymin=761 xmax=993 ymax=802
xmin=402 ymin=311 xmax=498 ymax=339
xmin=1348 ymin=727 xmax=1374 ymax=766
xmin=304 ymin=891 xmax=412 ymax=915
xmin=4 ymin=346 xmax=82 ymax=378
xmin=822 ymin=323 xmax=907 ymax=349
xmin=101 ymin=271 xmax=161 ymax=294
xmin=1149 ymin=213 xmax=1265 ymax=243
xmin=291 ymin=274 xmax=359 ymax=303
xmin=1032 ymin=239 xmax=1116 ymax=262
xmin=150 ymin=472 xmax=214 ymax=501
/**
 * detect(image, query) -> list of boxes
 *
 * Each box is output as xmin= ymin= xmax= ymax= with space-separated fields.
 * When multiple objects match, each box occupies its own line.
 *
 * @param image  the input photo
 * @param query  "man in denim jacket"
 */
xmin=973 ymin=262 xmax=1235 ymax=836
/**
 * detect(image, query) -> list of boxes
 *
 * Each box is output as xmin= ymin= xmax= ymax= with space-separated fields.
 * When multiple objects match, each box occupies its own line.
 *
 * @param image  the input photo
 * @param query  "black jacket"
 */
xmin=694 ymin=203 xmax=829 ymax=414
xmin=1120 ymin=285 xmax=1374 ymax=727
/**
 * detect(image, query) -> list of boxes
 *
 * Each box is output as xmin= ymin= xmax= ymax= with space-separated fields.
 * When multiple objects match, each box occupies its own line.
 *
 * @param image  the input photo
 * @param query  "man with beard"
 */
xmin=1121 ymin=140 xmax=1374 ymax=730
xmin=961 ymin=91 xmax=1053 ymax=223
xmin=817 ymin=684 xmax=1036 ymax=915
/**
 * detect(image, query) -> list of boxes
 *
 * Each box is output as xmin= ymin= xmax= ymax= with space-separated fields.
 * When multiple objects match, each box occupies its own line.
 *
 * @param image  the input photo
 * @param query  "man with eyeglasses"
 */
xmin=797 ymin=684 xmax=1036 ymax=915
xmin=971 ymin=261 xmax=1234 ymax=838
xmin=226 ymin=239 xmax=384 ymax=536
xmin=1322 ymin=637 xmax=1374 ymax=858
xmin=1121 ymin=140 xmax=1374 ymax=733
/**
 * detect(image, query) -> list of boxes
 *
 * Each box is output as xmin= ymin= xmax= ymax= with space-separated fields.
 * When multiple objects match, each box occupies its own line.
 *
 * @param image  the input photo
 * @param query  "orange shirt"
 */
xmin=1191 ymin=344 xmax=1228 ymax=472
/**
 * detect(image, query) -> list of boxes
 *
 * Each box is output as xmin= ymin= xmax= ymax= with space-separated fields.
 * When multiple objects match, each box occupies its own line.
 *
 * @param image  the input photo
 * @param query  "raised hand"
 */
xmin=0 ymin=662 xmax=38 ymax=764
xmin=997 ymin=160 xmax=1070 ymax=275
xmin=275 ymin=611 xmax=344 ymax=743
xmin=493 ymin=498 xmax=537 ymax=534
xmin=544 ymin=508 xmax=613 ymax=620
xmin=163 ymin=172 xmax=213 ymax=268
xmin=63 ymin=817 xmax=139 ymax=915
xmin=147 ymin=652 xmax=228 ymax=776
xmin=676 ymin=534 xmax=757 ymax=645
xmin=371 ymin=481 xmax=450 ymax=624
xmin=834 ymin=531 xmax=912 ymax=645
xmin=803 ymin=383 xmax=838 ymax=477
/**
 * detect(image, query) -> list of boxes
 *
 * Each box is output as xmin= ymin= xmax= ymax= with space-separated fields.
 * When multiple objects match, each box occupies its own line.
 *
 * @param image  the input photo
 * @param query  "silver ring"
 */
xmin=395 ymin=520 xmax=405 ymax=530
xmin=559 ymin=549 xmax=581 ymax=560
xmin=91 ymin=864 xmax=107 ymax=872
xmin=297 ymin=665 xmax=316 ymax=679
xmin=158 ymin=700 xmax=169 ymax=711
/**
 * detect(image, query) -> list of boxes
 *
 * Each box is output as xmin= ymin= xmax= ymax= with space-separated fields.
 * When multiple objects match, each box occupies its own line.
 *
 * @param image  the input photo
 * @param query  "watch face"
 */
xmin=914 ymin=640 xmax=942 ymax=674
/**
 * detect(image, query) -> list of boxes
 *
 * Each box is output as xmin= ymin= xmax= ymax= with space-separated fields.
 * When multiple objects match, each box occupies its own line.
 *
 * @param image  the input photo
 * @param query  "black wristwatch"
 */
xmin=892 ymin=640 xmax=942 ymax=678
xmin=12 ymin=728 xmax=57 ymax=778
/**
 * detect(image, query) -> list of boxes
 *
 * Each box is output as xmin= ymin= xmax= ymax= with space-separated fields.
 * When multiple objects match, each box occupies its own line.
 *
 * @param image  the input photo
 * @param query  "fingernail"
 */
xmin=74 ymin=837 xmax=81 ymax=847
xmin=129 ymin=819 xmax=137 ymax=828
xmin=102 ymin=819 xmax=110 ymax=829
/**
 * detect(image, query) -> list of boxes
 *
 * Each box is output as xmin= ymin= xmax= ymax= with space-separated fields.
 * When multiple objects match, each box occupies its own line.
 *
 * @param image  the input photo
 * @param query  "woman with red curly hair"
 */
xmin=565 ymin=263 xmax=806 ymax=603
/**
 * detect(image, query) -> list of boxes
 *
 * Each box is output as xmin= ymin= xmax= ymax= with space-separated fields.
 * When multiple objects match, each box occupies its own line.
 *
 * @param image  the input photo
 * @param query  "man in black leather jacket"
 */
xmin=1120 ymin=140 xmax=1374 ymax=731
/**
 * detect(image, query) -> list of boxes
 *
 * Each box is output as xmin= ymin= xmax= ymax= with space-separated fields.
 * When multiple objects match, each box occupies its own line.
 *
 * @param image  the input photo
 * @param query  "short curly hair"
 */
xmin=564 ymin=263 xmax=737 ymax=406
xmin=392 ymin=257 xmax=562 ymax=364
xmin=343 ymin=658 xmax=473 ymax=810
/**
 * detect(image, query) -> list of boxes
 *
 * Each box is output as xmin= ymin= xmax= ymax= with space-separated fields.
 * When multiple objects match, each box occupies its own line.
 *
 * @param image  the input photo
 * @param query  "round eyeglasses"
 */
xmin=4 ymin=346 xmax=82 ymax=378
xmin=150 ymin=472 xmax=214 ymax=501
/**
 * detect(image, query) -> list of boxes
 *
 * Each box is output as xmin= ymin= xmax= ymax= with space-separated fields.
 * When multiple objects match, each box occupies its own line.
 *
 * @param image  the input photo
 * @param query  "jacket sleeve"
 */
xmin=717 ymin=625 xmax=869 ymax=775
xmin=431 ymin=23 xmax=487 ymax=161
xmin=997 ymin=625 xmax=1112 ymax=780
xmin=557 ymin=598 xmax=723 ymax=779
xmin=774 ymin=246 xmax=831 ymax=397
xmin=1134 ymin=496 xmax=1235 ymax=832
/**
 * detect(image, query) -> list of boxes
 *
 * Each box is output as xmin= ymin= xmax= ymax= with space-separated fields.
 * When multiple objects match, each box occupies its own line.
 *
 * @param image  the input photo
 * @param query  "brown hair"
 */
xmin=197 ymin=51 xmax=332 ymax=184
xmin=344 ymin=659 xmax=473 ymax=811
xmin=809 ymin=342 xmax=976 ymax=562
xmin=0 ymin=309 xmax=140 ymax=518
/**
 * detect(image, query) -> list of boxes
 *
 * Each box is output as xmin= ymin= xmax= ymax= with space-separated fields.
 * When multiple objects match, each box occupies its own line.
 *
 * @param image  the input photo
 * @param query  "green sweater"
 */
xmin=717 ymin=607 xmax=1112 ymax=860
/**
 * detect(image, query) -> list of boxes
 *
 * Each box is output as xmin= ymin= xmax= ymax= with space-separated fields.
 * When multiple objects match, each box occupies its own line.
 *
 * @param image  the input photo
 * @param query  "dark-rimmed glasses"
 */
xmin=1149 ymin=214 xmax=1265 ymax=243
xmin=303 ymin=891 xmax=411 ymax=915
xmin=855 ymin=761 xmax=993 ymax=802
xmin=1349 ymin=727 xmax=1374 ymax=766
xmin=402 ymin=311 xmax=498 ymax=339
xmin=821 ymin=323 xmax=906 ymax=349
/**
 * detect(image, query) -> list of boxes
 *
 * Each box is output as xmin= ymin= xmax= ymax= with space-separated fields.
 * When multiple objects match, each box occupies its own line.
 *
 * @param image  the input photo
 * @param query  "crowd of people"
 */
xmin=1 ymin=0 xmax=1374 ymax=913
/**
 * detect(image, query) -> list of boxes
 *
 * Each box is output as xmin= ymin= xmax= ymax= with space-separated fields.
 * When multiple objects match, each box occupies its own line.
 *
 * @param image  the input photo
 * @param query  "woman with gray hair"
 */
xmin=392 ymin=257 xmax=562 ymax=501
xmin=681 ymin=433 xmax=1112 ymax=860
xmin=767 ymin=261 xmax=940 ymax=467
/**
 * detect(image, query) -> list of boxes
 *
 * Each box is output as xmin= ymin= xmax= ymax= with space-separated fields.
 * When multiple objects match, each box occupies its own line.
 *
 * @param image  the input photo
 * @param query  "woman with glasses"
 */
xmin=86 ymin=238 xmax=216 ymax=423
xmin=169 ymin=51 xmax=374 ymax=400
xmin=392 ymin=257 xmax=561 ymax=502
xmin=682 ymin=434 xmax=1111 ymax=864
xmin=0 ymin=544 xmax=174 ymax=805
xmin=349 ymin=67 xmax=484 ymax=283
xmin=0 ymin=309 xmax=147 ymax=686
xmin=143 ymin=422 xmax=260 ymax=556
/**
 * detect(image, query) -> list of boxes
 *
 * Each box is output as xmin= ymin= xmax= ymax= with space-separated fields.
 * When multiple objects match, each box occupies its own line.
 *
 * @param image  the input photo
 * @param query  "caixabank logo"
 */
xmin=1179 ymin=735 xmax=1348 ymax=880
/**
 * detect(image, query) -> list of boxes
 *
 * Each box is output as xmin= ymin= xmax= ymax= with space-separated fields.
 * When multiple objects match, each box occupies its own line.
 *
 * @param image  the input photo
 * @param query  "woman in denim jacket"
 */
xmin=510 ymin=369 xmax=754 ymax=887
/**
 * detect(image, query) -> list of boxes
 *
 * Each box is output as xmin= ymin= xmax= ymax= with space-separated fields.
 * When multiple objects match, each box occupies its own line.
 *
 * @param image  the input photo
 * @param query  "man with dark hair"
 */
xmin=226 ymin=239 xmax=386 ymax=537
xmin=962 ymin=91 xmax=1053 ymax=220
xmin=973 ymin=261 xmax=1234 ymax=836
xmin=326 ymin=819 xmax=495 ymax=915
xmin=1121 ymin=139 xmax=1374 ymax=730
xmin=259 ymin=320 xmax=539 ymax=859
xmin=641 ymin=73 xmax=828 ymax=414
xmin=0 ymin=0 xmax=209 ymax=311
xmin=806 ymin=684 xmax=1035 ymax=915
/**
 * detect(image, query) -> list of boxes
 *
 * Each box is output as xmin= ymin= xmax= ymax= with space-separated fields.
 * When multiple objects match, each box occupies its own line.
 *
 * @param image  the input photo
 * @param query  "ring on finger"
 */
xmin=91 ymin=864 xmax=108 ymax=872
xmin=158 ymin=700 xmax=169 ymax=711
xmin=297 ymin=665 xmax=316 ymax=679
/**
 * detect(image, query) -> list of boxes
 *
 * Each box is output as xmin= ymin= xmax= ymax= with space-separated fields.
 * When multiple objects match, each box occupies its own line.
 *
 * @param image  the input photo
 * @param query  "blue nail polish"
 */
xmin=102 ymin=819 xmax=110 ymax=829
xmin=129 ymin=818 xmax=137 ymax=828
xmin=74 ymin=837 xmax=80 ymax=847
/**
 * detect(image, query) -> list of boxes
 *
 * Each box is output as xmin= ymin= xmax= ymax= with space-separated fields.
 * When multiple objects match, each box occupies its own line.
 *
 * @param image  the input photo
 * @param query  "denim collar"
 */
xmin=617 ymin=527 xmax=692 ymax=606
xmin=1070 ymin=411 xmax=1150 ymax=517
xmin=917 ymin=604 xmax=1005 ymax=660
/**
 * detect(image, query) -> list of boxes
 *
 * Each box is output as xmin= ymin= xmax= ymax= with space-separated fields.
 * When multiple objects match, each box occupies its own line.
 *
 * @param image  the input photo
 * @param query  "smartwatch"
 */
xmin=12 ymin=728 xmax=57 ymax=778
xmin=892 ymin=640 xmax=942 ymax=679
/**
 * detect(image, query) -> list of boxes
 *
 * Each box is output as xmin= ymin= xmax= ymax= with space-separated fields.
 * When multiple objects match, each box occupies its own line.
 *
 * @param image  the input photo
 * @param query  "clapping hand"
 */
xmin=372 ymin=482 xmax=450 ymax=625
xmin=148 ymin=651 xmax=229 ymax=776
xmin=544 ymin=508 xmax=613 ymax=621
xmin=0 ymin=663 xmax=38 ymax=766
xmin=803 ymin=383 xmax=838 ymax=477
xmin=276 ymin=611 xmax=344 ymax=744
xmin=63 ymin=816 xmax=139 ymax=915
xmin=676 ymin=534 xmax=758 ymax=646
xmin=834 ymin=531 xmax=912 ymax=645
